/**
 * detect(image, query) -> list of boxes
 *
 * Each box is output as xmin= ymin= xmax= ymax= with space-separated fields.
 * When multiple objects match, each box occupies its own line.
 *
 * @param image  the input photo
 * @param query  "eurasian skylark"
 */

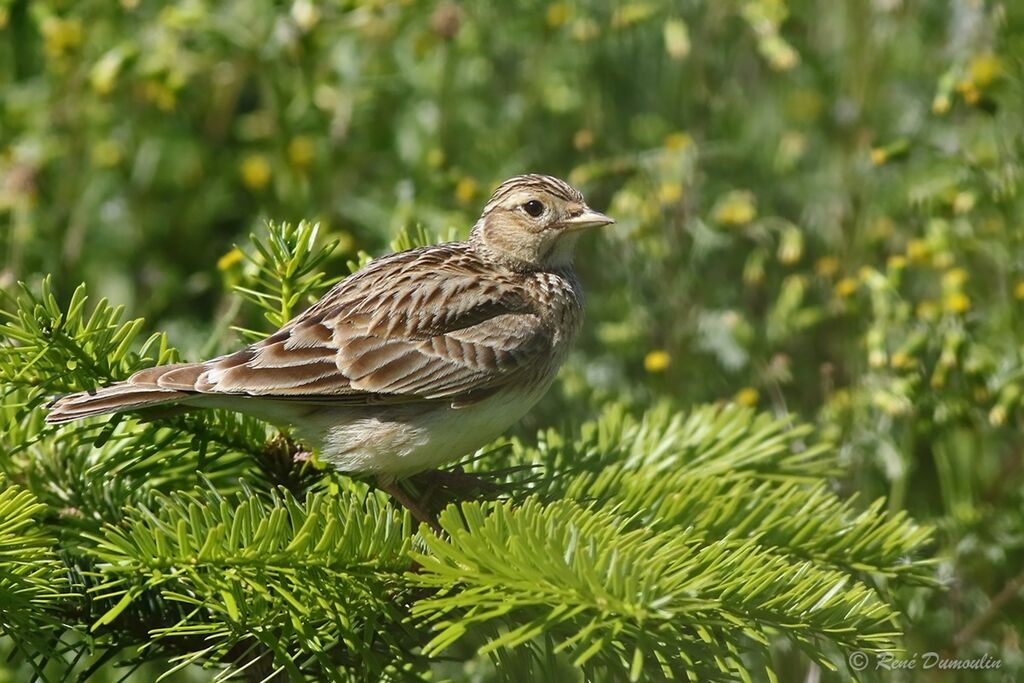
xmin=47 ymin=174 xmax=613 ymax=526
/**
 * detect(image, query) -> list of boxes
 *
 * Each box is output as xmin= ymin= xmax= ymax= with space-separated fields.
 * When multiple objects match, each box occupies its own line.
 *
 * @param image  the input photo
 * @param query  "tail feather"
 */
xmin=45 ymin=363 xmax=203 ymax=424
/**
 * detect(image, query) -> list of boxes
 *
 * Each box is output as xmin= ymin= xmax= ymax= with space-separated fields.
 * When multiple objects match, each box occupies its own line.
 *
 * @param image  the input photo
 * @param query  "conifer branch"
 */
xmin=0 ymin=476 xmax=71 ymax=661
xmin=0 ymin=222 xmax=936 ymax=682
xmin=232 ymin=221 xmax=340 ymax=340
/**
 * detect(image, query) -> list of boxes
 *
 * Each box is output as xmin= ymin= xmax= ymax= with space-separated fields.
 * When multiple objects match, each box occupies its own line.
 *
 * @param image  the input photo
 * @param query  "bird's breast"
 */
xmin=529 ymin=269 xmax=585 ymax=346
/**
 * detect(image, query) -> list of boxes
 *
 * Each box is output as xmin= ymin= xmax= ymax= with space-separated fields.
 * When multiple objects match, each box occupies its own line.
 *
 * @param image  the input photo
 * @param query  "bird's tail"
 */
xmin=45 ymin=363 xmax=204 ymax=424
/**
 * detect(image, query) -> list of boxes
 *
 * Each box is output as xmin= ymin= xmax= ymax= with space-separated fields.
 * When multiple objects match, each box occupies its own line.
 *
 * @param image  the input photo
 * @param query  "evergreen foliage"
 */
xmin=0 ymin=478 xmax=68 ymax=657
xmin=0 ymin=223 xmax=933 ymax=681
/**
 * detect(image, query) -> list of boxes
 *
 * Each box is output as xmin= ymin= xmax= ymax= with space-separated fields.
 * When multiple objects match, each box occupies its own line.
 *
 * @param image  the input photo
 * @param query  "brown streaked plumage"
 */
xmin=46 ymin=174 xmax=613 ymax=526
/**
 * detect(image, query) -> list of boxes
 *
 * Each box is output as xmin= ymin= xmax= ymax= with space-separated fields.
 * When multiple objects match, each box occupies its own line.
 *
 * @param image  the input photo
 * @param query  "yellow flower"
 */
xmin=776 ymin=131 xmax=807 ymax=169
xmin=454 ymin=177 xmax=478 ymax=206
xmin=239 ymin=154 xmax=272 ymax=190
xmin=870 ymin=140 xmax=909 ymax=166
xmin=611 ymin=3 xmax=657 ymax=29
xmin=969 ymin=54 xmax=1002 ymax=87
xmin=1014 ymin=281 xmax=1024 ymax=300
xmin=943 ymin=293 xmax=971 ymax=314
xmin=942 ymin=267 xmax=968 ymax=289
xmin=952 ymin=191 xmax=976 ymax=214
xmin=663 ymin=18 xmax=690 ymax=60
xmin=712 ymin=190 xmax=756 ymax=227
xmin=546 ymin=3 xmax=571 ymax=28
xmin=734 ymin=387 xmax=760 ymax=407
xmin=890 ymin=351 xmax=911 ymax=369
xmin=657 ymin=182 xmax=683 ymax=206
xmin=916 ymin=300 xmax=938 ymax=321
xmin=91 ymin=140 xmax=122 ymax=168
xmin=777 ymin=226 xmax=803 ymax=265
xmin=644 ymin=350 xmax=671 ymax=373
xmin=906 ymin=239 xmax=930 ymax=262
xmin=834 ymin=277 xmax=858 ymax=298
xmin=425 ymin=148 xmax=445 ymax=169
xmin=217 ymin=247 xmax=244 ymax=271
xmin=868 ymin=216 xmax=896 ymax=241
xmin=932 ymin=251 xmax=954 ymax=269
xmin=887 ymin=255 xmax=907 ymax=270
xmin=571 ymin=17 xmax=599 ymax=41
xmin=143 ymin=81 xmax=177 ymax=111
xmin=932 ymin=94 xmax=951 ymax=115
xmin=288 ymin=136 xmax=315 ymax=168
xmin=90 ymin=49 xmax=127 ymax=95
xmin=815 ymin=256 xmax=840 ymax=278
xmin=313 ymin=84 xmax=340 ymax=111
xmin=990 ymin=385 xmax=1021 ymax=425
xmin=759 ymin=33 xmax=799 ymax=71
xmin=875 ymin=391 xmax=911 ymax=417
xmin=291 ymin=0 xmax=321 ymax=31
xmin=664 ymin=132 xmax=692 ymax=151
xmin=989 ymin=405 xmax=1007 ymax=427
xmin=828 ymin=389 xmax=851 ymax=410
xmin=42 ymin=17 xmax=82 ymax=59
xmin=960 ymin=84 xmax=981 ymax=105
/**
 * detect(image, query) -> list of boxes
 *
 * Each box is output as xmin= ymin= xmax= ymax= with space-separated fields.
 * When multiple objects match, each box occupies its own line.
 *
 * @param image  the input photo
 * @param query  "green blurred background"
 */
xmin=2 ymin=0 xmax=1023 ymax=680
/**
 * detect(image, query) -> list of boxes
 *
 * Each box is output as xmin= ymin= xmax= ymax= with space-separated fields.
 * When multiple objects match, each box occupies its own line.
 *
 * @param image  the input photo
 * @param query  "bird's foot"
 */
xmin=411 ymin=466 xmax=501 ymax=498
xmin=376 ymin=477 xmax=443 ymax=534
xmin=376 ymin=467 xmax=516 ymax=536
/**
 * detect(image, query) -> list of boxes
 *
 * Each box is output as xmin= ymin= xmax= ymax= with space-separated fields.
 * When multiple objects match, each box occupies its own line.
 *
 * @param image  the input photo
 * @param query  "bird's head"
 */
xmin=470 ymin=174 xmax=614 ymax=270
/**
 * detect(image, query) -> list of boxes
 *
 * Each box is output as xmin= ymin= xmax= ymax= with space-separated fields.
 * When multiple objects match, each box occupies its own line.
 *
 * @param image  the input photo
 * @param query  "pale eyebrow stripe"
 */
xmin=483 ymin=175 xmax=583 ymax=212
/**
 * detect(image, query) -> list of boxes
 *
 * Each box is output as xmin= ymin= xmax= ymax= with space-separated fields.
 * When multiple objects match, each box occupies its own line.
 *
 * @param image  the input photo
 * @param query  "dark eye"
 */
xmin=522 ymin=200 xmax=545 ymax=217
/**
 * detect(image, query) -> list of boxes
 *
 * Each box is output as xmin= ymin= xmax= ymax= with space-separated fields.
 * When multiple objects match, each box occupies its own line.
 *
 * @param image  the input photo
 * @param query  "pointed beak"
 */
xmin=561 ymin=207 xmax=615 ymax=231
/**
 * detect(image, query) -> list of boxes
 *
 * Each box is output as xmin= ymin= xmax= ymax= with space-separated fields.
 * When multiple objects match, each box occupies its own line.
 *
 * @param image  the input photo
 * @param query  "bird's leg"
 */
xmin=428 ymin=467 xmax=500 ymax=493
xmin=376 ymin=476 xmax=442 ymax=534
xmin=412 ymin=467 xmax=501 ymax=503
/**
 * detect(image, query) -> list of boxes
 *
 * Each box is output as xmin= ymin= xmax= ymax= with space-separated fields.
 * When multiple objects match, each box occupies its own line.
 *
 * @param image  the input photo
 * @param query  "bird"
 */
xmin=46 ymin=174 xmax=614 ymax=529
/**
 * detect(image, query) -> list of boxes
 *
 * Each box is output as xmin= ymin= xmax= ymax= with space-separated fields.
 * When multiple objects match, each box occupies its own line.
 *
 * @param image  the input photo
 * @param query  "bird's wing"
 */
xmin=154 ymin=245 xmax=551 ymax=405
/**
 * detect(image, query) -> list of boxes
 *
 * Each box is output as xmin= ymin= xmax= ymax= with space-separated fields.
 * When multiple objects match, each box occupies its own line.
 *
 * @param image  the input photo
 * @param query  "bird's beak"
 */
xmin=561 ymin=207 xmax=615 ymax=231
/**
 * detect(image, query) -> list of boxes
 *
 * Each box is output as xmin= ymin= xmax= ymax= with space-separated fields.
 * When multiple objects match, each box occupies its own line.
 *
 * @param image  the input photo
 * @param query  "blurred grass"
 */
xmin=2 ymin=0 xmax=1024 ymax=680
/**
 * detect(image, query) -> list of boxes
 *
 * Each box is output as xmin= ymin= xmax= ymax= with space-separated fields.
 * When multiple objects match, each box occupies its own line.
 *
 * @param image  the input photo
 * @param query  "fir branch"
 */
xmin=0 ymin=227 xmax=939 ymax=681
xmin=389 ymin=224 xmax=448 ymax=253
xmin=405 ymin=404 xmax=933 ymax=680
xmin=0 ymin=476 xmax=71 ymax=655
xmin=494 ymin=402 xmax=838 ymax=502
xmin=232 ymin=221 xmax=340 ymax=340
xmin=526 ymin=404 xmax=933 ymax=583
xmin=84 ymin=484 xmax=419 ymax=681
xmin=0 ymin=277 xmax=177 ymax=399
xmin=412 ymin=498 xmax=908 ymax=682
xmin=344 ymin=224 xmax=454 ymax=277
xmin=571 ymin=469 xmax=935 ymax=584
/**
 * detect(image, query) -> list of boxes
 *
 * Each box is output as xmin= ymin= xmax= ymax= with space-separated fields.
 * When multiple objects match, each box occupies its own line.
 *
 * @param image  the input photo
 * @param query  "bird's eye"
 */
xmin=522 ymin=200 xmax=545 ymax=217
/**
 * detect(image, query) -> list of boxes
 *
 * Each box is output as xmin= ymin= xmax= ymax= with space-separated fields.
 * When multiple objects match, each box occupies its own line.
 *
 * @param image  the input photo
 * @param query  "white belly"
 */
xmin=294 ymin=387 xmax=546 ymax=478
